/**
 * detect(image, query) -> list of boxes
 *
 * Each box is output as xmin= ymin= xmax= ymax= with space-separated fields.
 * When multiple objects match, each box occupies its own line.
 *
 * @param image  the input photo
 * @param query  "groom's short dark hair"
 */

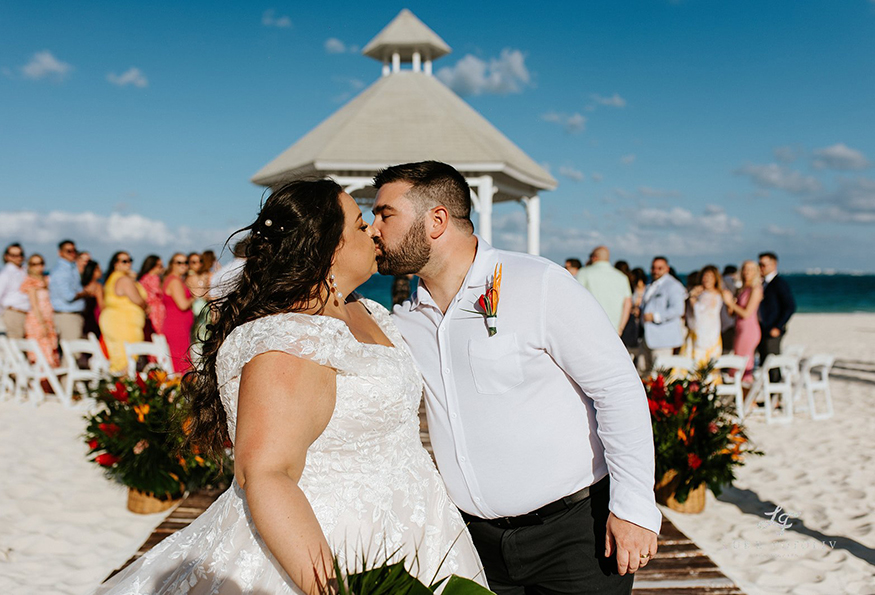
xmin=373 ymin=161 xmax=474 ymax=233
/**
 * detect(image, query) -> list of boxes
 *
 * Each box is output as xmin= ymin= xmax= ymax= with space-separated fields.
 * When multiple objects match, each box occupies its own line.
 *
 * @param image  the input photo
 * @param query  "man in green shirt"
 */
xmin=576 ymin=246 xmax=632 ymax=334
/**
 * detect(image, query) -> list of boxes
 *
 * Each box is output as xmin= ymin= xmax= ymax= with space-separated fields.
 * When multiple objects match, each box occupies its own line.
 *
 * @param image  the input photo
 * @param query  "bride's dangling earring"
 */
xmin=329 ymin=273 xmax=343 ymax=307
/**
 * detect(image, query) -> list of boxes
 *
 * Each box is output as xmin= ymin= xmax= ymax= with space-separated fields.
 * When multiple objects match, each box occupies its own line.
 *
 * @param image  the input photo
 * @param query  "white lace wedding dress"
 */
xmin=96 ymin=299 xmax=485 ymax=594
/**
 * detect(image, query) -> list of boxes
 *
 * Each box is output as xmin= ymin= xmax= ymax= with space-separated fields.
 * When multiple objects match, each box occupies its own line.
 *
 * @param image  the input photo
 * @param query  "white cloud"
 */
xmin=638 ymin=186 xmax=681 ymax=198
xmin=735 ymin=163 xmax=821 ymax=194
xmin=630 ymin=205 xmax=743 ymax=234
xmin=325 ymin=38 xmax=347 ymax=53
xmin=591 ymin=172 xmax=603 ymax=183
xmin=21 ymin=50 xmax=72 ymax=81
xmin=0 ymin=210 xmax=235 ymax=255
xmin=591 ymin=93 xmax=626 ymax=108
xmin=331 ymin=76 xmax=367 ymax=103
xmin=436 ymin=48 xmax=531 ymax=96
xmin=262 ymin=10 xmax=291 ymax=28
xmin=559 ymin=166 xmax=584 ymax=182
xmin=107 ymin=67 xmax=148 ymax=88
xmin=773 ymin=145 xmax=802 ymax=163
xmin=797 ymin=177 xmax=875 ymax=224
xmin=540 ymin=111 xmax=587 ymax=133
xmin=812 ymin=143 xmax=870 ymax=171
xmin=767 ymin=224 xmax=796 ymax=237
xmin=620 ymin=154 xmax=636 ymax=165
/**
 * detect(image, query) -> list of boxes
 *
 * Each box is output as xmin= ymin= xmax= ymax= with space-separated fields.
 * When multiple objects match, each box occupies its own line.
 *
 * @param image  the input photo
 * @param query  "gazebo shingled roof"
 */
xmin=251 ymin=9 xmax=555 ymax=254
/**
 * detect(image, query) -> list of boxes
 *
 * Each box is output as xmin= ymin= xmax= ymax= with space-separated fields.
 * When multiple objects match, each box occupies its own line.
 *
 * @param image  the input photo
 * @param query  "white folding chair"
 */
xmin=713 ymin=354 xmax=748 ymax=419
xmin=125 ymin=335 xmax=173 ymax=377
xmin=784 ymin=344 xmax=806 ymax=359
xmin=653 ymin=355 xmax=697 ymax=379
xmin=0 ymin=336 xmax=19 ymax=401
xmin=800 ymin=354 xmax=835 ymax=421
xmin=747 ymin=354 xmax=799 ymax=424
xmin=60 ymin=333 xmax=110 ymax=402
xmin=10 ymin=338 xmax=69 ymax=407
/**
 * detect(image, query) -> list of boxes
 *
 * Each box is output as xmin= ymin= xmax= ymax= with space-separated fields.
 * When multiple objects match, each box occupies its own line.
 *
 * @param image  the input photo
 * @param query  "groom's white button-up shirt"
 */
xmin=393 ymin=238 xmax=661 ymax=534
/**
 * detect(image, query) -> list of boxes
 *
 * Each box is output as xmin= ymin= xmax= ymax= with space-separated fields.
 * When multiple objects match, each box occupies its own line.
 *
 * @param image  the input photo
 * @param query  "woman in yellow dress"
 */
xmin=99 ymin=252 xmax=148 ymax=373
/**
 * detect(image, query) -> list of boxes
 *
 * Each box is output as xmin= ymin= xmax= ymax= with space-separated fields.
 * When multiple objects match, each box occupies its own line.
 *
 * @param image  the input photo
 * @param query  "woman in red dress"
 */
xmin=161 ymin=253 xmax=194 ymax=373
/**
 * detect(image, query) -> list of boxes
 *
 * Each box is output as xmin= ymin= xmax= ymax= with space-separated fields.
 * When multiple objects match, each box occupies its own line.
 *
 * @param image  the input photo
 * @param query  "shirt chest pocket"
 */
xmin=467 ymin=333 xmax=525 ymax=395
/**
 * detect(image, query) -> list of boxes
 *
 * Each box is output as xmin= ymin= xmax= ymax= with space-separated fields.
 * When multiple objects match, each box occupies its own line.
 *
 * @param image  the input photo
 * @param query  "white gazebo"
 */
xmin=251 ymin=8 xmax=557 ymax=254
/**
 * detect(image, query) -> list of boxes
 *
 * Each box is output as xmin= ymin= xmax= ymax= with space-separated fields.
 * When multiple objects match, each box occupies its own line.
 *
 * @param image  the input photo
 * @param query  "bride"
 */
xmin=96 ymin=179 xmax=486 ymax=594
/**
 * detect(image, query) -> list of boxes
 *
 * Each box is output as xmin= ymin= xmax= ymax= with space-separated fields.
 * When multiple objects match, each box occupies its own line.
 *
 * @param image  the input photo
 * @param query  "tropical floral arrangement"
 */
xmin=84 ymin=370 xmax=233 ymax=500
xmin=645 ymin=362 xmax=762 ymax=503
xmin=316 ymin=554 xmax=493 ymax=594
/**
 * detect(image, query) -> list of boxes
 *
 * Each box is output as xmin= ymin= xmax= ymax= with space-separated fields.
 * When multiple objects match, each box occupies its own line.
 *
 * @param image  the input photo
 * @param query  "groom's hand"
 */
xmin=605 ymin=512 xmax=658 ymax=575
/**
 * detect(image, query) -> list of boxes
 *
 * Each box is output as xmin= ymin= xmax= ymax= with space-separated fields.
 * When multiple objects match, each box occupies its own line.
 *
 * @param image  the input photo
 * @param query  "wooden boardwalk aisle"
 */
xmin=107 ymin=404 xmax=744 ymax=593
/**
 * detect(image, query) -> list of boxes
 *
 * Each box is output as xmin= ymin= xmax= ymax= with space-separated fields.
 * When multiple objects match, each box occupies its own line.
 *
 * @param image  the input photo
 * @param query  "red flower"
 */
xmin=98 ymin=423 xmax=121 ymax=438
xmin=88 ymin=438 xmax=99 ymax=450
xmin=708 ymin=422 xmax=719 ymax=434
xmin=689 ymin=382 xmax=700 ymax=393
xmin=135 ymin=375 xmax=147 ymax=393
xmin=648 ymin=398 xmax=659 ymax=416
xmin=673 ymin=384 xmax=685 ymax=410
xmin=478 ymin=294 xmax=488 ymax=313
xmin=110 ymin=382 xmax=128 ymax=403
xmin=95 ymin=453 xmax=120 ymax=467
xmin=688 ymin=453 xmax=702 ymax=470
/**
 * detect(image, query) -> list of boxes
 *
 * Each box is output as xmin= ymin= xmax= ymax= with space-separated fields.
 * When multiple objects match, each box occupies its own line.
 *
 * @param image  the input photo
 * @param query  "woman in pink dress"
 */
xmin=20 ymin=254 xmax=60 ymax=367
xmin=137 ymin=255 xmax=166 ymax=339
xmin=162 ymin=253 xmax=194 ymax=373
xmin=723 ymin=260 xmax=763 ymax=383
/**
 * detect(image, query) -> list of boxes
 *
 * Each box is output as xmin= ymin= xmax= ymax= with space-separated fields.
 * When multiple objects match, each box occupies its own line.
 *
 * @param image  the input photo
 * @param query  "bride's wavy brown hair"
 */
xmin=184 ymin=178 xmax=345 ymax=461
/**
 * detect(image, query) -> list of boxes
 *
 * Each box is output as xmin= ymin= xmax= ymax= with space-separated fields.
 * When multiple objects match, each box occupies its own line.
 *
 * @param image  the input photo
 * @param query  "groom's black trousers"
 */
xmin=461 ymin=478 xmax=634 ymax=595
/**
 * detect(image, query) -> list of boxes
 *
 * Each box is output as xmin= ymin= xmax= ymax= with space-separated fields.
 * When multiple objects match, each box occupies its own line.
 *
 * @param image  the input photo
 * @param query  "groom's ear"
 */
xmin=428 ymin=205 xmax=450 ymax=239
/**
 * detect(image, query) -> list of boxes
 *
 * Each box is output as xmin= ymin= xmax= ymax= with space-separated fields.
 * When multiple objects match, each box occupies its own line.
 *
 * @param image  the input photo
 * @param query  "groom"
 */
xmin=371 ymin=161 xmax=660 ymax=594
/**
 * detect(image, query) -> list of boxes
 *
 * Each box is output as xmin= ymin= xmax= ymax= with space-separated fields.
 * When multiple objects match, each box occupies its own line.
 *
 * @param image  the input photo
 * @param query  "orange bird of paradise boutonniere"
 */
xmin=463 ymin=263 xmax=503 ymax=336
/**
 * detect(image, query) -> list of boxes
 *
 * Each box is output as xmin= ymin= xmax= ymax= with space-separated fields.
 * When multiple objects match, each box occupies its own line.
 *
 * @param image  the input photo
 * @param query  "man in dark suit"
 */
xmin=757 ymin=252 xmax=796 ymax=380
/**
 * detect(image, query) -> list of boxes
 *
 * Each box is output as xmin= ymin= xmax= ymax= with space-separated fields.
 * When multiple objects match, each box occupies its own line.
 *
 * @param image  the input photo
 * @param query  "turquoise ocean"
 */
xmin=357 ymin=273 xmax=875 ymax=314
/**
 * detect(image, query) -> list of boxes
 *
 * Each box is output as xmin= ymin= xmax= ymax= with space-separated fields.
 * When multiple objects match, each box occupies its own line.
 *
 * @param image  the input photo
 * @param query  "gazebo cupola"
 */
xmin=362 ymin=8 xmax=451 ymax=76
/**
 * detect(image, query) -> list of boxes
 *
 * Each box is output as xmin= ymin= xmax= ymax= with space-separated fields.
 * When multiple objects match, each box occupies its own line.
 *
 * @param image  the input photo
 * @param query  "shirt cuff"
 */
xmin=652 ymin=312 xmax=662 ymax=325
xmin=608 ymin=482 xmax=662 ymax=535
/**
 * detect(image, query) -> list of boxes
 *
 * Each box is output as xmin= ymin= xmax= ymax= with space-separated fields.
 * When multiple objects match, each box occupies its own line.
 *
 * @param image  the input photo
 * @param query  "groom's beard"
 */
xmin=375 ymin=218 xmax=431 ymax=276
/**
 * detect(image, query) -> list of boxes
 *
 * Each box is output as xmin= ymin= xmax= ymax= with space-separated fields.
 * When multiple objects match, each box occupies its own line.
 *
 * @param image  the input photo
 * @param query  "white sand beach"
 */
xmin=1 ymin=313 xmax=873 ymax=594
xmin=663 ymin=313 xmax=875 ymax=594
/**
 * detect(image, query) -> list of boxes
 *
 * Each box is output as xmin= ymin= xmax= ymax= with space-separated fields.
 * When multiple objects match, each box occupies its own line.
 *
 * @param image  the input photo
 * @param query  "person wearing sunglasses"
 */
xmin=49 ymin=240 xmax=89 ymax=343
xmin=163 ymin=252 xmax=195 ymax=373
xmin=99 ymin=251 xmax=148 ymax=373
xmin=0 ymin=243 xmax=30 ymax=339
xmin=20 ymin=254 xmax=60 ymax=367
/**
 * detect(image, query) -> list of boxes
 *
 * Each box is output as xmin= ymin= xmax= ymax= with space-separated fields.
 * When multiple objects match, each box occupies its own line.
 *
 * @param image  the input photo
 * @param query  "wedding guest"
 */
xmin=622 ymin=267 xmax=647 ymax=354
xmin=758 ymin=252 xmax=796 ymax=381
xmin=392 ymin=274 xmax=414 ymax=306
xmin=76 ymin=251 xmax=91 ymax=275
xmin=564 ymin=258 xmax=582 ymax=277
xmin=640 ymin=256 xmax=687 ymax=372
xmin=186 ymin=251 xmax=212 ymax=342
xmin=0 ymin=243 xmax=30 ymax=339
xmin=723 ymin=260 xmax=763 ymax=383
xmin=576 ymin=246 xmax=632 ymax=334
xmin=81 ymin=260 xmax=104 ymax=340
xmin=163 ymin=252 xmax=195 ymax=373
xmin=210 ymin=237 xmax=249 ymax=300
xmin=137 ymin=255 xmax=166 ymax=339
xmin=681 ymin=265 xmax=724 ymax=365
xmin=720 ymin=264 xmax=739 ymax=354
xmin=20 ymin=254 xmax=59 ymax=367
xmin=99 ymin=252 xmax=148 ymax=373
xmin=49 ymin=240 xmax=88 ymax=342
xmin=615 ymin=260 xmax=631 ymax=279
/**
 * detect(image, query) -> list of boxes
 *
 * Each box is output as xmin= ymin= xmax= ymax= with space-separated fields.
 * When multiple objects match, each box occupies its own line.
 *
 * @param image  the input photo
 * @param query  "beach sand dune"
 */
xmin=664 ymin=313 xmax=875 ymax=594
xmin=1 ymin=313 xmax=873 ymax=594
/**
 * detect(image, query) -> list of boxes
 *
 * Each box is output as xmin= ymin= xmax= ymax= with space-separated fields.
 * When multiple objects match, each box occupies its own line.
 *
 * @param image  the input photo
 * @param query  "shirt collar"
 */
xmin=408 ymin=235 xmax=496 ymax=312
xmin=764 ymin=271 xmax=778 ymax=284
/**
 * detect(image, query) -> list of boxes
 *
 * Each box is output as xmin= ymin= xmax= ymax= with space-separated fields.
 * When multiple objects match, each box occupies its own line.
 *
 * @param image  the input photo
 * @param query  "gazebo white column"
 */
xmin=412 ymin=51 xmax=421 ymax=72
xmin=522 ymin=195 xmax=540 ymax=255
xmin=469 ymin=176 xmax=494 ymax=245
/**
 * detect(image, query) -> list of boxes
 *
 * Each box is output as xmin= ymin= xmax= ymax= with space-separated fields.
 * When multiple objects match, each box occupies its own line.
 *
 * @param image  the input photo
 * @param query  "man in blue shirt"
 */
xmin=49 ymin=239 xmax=87 ymax=342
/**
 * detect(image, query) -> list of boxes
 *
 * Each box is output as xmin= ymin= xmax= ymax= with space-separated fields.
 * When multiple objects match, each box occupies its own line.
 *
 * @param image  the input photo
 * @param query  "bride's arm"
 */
xmin=235 ymin=352 xmax=337 ymax=594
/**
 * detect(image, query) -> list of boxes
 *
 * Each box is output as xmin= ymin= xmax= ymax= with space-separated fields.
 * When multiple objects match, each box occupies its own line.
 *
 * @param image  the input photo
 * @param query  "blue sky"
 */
xmin=2 ymin=0 xmax=874 ymax=273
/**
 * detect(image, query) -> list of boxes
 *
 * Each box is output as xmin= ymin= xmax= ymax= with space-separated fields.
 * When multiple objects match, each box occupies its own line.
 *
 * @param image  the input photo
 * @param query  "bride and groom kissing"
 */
xmin=97 ymin=161 xmax=660 ymax=595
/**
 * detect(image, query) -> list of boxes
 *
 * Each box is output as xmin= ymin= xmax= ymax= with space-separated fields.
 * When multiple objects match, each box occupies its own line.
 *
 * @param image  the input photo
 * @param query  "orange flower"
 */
xmin=194 ymin=456 xmax=205 ymax=465
xmin=677 ymin=428 xmax=688 ymax=444
xmin=182 ymin=417 xmax=194 ymax=435
xmin=133 ymin=404 xmax=150 ymax=423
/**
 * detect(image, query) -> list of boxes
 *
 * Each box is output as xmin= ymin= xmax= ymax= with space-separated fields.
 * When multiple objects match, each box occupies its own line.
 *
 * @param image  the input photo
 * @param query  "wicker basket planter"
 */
xmin=127 ymin=488 xmax=180 ymax=514
xmin=655 ymin=470 xmax=707 ymax=514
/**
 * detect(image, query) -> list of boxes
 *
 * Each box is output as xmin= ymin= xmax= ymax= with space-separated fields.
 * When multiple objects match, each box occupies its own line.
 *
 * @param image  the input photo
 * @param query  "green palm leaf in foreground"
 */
xmin=322 ymin=558 xmax=493 ymax=594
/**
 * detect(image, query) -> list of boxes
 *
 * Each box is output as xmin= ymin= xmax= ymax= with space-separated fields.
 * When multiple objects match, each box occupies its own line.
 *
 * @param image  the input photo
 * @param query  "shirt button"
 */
xmin=460 ymin=456 xmax=466 ymax=463
xmin=444 ymin=368 xmax=450 ymax=374
xmin=475 ymin=497 xmax=481 ymax=503
xmin=451 ymin=413 xmax=457 ymax=419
